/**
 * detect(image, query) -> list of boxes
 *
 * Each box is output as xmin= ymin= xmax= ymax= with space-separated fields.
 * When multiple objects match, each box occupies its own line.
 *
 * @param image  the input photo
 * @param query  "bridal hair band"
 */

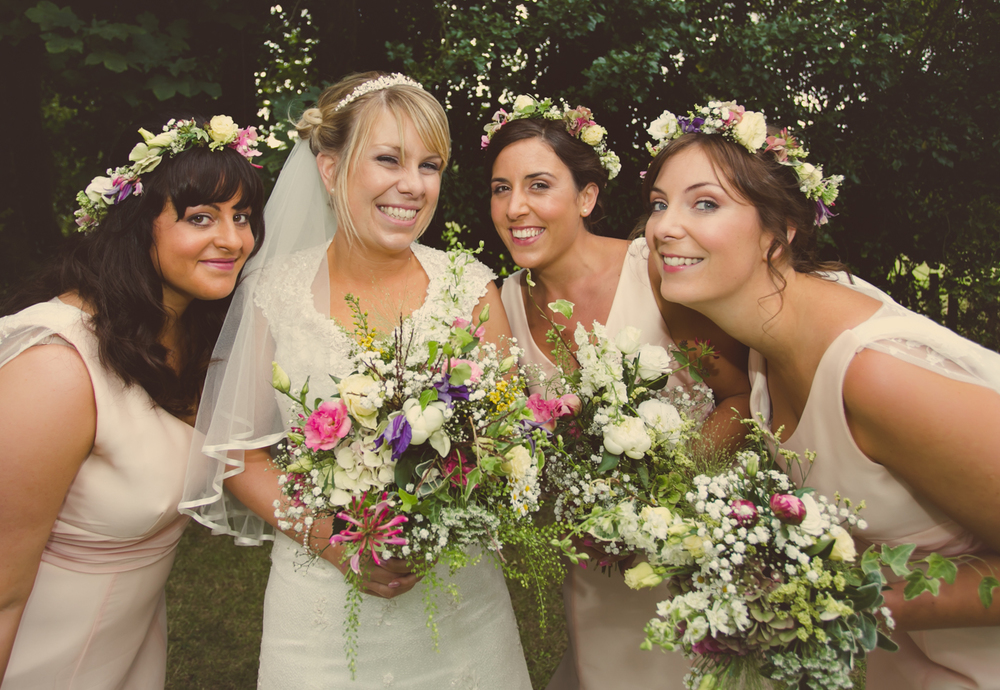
xmin=481 ymin=95 xmax=622 ymax=179
xmin=74 ymin=116 xmax=262 ymax=233
xmin=333 ymin=73 xmax=425 ymax=112
xmin=645 ymin=100 xmax=843 ymax=226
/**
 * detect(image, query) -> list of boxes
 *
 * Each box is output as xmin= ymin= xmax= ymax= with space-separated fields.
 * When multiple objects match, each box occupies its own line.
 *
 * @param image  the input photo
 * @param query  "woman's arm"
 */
xmin=0 ymin=345 xmax=96 ymax=680
xmin=224 ymin=448 xmax=418 ymax=599
xmin=844 ymin=348 xmax=1000 ymax=628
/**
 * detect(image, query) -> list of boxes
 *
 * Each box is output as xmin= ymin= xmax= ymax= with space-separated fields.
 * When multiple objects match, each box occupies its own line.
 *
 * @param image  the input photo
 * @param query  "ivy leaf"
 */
xmin=903 ymin=569 xmax=940 ymax=600
xmin=418 ymin=388 xmax=438 ymax=410
xmin=44 ymin=35 xmax=83 ymax=53
xmin=925 ymin=553 xmax=958 ymax=584
xmin=548 ymin=299 xmax=574 ymax=319
xmin=880 ymin=543 xmax=917 ymax=577
xmin=979 ymin=576 xmax=999 ymax=609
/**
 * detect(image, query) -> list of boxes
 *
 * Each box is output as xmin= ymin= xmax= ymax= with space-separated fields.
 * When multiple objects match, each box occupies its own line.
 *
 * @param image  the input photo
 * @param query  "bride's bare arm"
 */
xmin=224 ymin=448 xmax=418 ymax=599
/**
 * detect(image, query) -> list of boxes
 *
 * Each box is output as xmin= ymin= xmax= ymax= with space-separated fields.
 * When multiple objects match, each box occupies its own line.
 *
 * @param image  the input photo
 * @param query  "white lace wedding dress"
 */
xmin=207 ymin=242 xmax=531 ymax=689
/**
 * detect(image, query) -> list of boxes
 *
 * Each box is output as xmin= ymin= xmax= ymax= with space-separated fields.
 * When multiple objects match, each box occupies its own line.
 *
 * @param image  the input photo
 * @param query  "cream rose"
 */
xmin=513 ymin=95 xmax=535 ymax=111
xmin=624 ymin=562 xmax=663 ymax=590
xmin=84 ymin=176 xmax=114 ymax=203
xmin=828 ymin=526 xmax=857 ymax=562
xmin=647 ymin=111 xmax=679 ymax=140
xmin=799 ymin=493 xmax=826 ymax=536
xmin=637 ymin=399 xmax=683 ymax=443
xmin=614 ymin=326 xmax=643 ymax=355
xmin=603 ymin=416 xmax=652 ymax=459
xmin=635 ymin=343 xmax=674 ymax=381
xmin=208 ymin=115 xmax=239 ymax=144
xmin=580 ymin=124 xmax=606 ymax=146
xmin=683 ymin=534 xmax=706 ymax=558
xmin=797 ymin=162 xmax=824 ymax=191
xmin=337 ymin=374 xmax=380 ymax=428
xmin=501 ymin=445 xmax=533 ymax=482
xmin=733 ymin=110 xmax=767 ymax=151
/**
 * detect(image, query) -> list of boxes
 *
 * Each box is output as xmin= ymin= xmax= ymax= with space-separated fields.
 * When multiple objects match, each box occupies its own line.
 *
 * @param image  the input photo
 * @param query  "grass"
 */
xmin=165 ymin=525 xmax=567 ymax=689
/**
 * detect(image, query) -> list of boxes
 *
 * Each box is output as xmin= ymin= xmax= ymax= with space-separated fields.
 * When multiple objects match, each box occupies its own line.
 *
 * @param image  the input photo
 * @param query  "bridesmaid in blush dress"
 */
xmin=641 ymin=100 xmax=1000 ymax=689
xmin=0 ymin=116 xmax=264 ymax=688
xmin=483 ymin=97 xmax=752 ymax=689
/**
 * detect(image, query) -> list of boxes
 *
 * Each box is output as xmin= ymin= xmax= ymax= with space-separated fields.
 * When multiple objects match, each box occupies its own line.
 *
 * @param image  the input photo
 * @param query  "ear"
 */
xmin=316 ymin=153 xmax=338 ymax=191
xmin=578 ymin=182 xmax=599 ymax=217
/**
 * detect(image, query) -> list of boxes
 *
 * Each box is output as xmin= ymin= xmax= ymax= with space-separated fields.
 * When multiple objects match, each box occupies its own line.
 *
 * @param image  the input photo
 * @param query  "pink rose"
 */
xmin=729 ymin=499 xmax=759 ymax=527
xmin=452 ymin=317 xmax=486 ymax=339
xmin=527 ymin=393 xmax=580 ymax=431
xmin=769 ymin=493 xmax=806 ymax=525
xmin=303 ymin=400 xmax=352 ymax=450
xmin=443 ymin=357 xmax=483 ymax=383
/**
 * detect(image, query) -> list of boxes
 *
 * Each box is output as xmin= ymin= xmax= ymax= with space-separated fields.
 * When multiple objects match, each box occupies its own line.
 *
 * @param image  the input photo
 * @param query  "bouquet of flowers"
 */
xmin=527 ymin=298 xmax=716 ymax=561
xmin=268 ymin=296 xmax=552 ymax=669
xmin=584 ymin=422 xmax=997 ymax=690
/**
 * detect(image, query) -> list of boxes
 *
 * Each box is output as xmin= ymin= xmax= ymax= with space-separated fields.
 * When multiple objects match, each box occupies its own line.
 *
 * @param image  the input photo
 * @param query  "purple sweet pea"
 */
xmin=434 ymin=376 xmax=469 ymax=405
xmin=678 ymin=116 xmax=706 ymax=134
xmin=814 ymin=198 xmax=837 ymax=226
xmin=375 ymin=413 xmax=412 ymax=460
xmin=770 ymin=493 xmax=806 ymax=525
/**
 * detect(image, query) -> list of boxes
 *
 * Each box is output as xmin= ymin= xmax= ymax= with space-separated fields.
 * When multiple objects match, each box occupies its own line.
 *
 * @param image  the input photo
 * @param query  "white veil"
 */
xmin=179 ymin=139 xmax=337 ymax=544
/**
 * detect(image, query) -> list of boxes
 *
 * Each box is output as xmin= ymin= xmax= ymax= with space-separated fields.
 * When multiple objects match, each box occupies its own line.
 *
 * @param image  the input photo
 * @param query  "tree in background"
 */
xmin=3 ymin=0 xmax=997 ymax=347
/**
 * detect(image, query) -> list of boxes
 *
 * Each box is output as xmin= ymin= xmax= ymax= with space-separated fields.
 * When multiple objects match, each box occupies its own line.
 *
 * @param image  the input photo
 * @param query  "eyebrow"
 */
xmin=650 ymin=182 xmax=722 ymax=195
xmin=490 ymin=171 xmax=553 ymax=184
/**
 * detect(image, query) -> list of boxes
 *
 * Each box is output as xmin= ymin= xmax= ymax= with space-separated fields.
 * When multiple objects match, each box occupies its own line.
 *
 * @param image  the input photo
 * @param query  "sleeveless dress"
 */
xmin=0 ymin=300 xmax=192 ymax=689
xmin=501 ymin=238 xmax=698 ymax=689
xmin=245 ymin=243 xmax=531 ymax=689
xmin=748 ymin=273 xmax=1000 ymax=690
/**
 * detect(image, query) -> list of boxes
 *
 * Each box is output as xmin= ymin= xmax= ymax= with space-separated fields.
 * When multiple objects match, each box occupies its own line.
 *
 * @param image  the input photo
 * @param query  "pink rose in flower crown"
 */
xmin=303 ymin=400 xmax=352 ymax=450
xmin=527 ymin=393 xmax=581 ymax=431
xmin=452 ymin=317 xmax=486 ymax=339
xmin=769 ymin=493 xmax=806 ymax=525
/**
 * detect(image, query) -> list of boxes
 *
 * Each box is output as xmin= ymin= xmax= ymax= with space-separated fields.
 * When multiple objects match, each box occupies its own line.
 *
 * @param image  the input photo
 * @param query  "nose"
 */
xmin=214 ymin=216 xmax=246 ymax=253
xmin=395 ymin=160 xmax=425 ymax=197
xmin=647 ymin=204 xmax=686 ymax=243
xmin=506 ymin=186 xmax=528 ymax=220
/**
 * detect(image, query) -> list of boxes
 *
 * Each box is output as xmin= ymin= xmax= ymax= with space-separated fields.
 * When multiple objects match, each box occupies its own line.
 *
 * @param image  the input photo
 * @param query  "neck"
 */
xmin=327 ymin=232 xmax=414 ymax=281
xmin=530 ymin=233 xmax=625 ymax=296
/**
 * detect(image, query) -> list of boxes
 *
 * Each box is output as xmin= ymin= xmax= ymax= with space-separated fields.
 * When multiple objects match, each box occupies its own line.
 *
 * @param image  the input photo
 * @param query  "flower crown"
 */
xmin=334 ymin=73 xmax=424 ymax=112
xmin=645 ymin=101 xmax=843 ymax=226
xmin=482 ymin=95 xmax=622 ymax=180
xmin=74 ymin=116 xmax=261 ymax=233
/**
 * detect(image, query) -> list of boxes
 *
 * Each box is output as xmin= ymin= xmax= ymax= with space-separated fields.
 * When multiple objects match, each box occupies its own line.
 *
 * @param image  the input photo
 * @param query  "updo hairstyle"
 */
xmin=638 ymin=132 xmax=845 ymax=287
xmin=484 ymin=118 xmax=609 ymax=232
xmin=296 ymin=71 xmax=450 ymax=243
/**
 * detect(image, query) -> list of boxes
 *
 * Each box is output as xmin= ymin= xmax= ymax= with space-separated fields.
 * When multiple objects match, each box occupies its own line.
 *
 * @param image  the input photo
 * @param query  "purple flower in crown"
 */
xmin=375 ymin=413 xmax=412 ymax=460
xmin=815 ymin=199 xmax=837 ymax=226
xmin=678 ymin=116 xmax=706 ymax=134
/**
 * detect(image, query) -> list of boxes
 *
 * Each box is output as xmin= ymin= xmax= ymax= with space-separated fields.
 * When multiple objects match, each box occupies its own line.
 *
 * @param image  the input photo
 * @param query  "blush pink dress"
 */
xmin=501 ymin=238 xmax=699 ymax=689
xmin=1 ymin=300 xmax=191 ymax=690
xmin=749 ymin=273 xmax=1000 ymax=690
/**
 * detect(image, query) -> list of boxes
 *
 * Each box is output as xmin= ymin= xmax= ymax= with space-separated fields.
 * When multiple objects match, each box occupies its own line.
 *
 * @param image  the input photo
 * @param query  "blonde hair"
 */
xmin=295 ymin=71 xmax=451 ymax=244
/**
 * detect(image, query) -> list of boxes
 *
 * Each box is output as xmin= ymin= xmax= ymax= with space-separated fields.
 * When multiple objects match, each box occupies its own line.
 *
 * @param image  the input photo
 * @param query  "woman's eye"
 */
xmin=650 ymin=200 xmax=668 ymax=212
xmin=376 ymin=155 xmax=398 ymax=165
xmin=491 ymin=184 xmax=510 ymax=195
xmin=187 ymin=213 xmax=213 ymax=226
xmin=420 ymin=161 xmax=441 ymax=172
xmin=234 ymin=213 xmax=251 ymax=225
xmin=529 ymin=181 xmax=549 ymax=190
xmin=694 ymin=199 xmax=718 ymax=211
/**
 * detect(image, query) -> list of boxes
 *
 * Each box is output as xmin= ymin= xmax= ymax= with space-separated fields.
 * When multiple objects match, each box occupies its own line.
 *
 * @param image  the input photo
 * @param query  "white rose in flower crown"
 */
xmin=580 ymin=124 xmax=606 ymax=146
xmin=828 ymin=525 xmax=857 ymax=562
xmin=614 ymin=326 xmax=643 ymax=355
xmin=637 ymin=399 xmax=683 ymax=443
xmin=338 ymin=374 xmax=380 ymax=428
xmin=513 ymin=95 xmax=535 ymax=111
xmin=501 ymin=445 xmax=533 ymax=482
xmin=799 ymin=493 xmax=826 ymax=536
xmin=635 ymin=343 xmax=674 ymax=381
xmin=208 ymin=115 xmax=239 ymax=144
xmin=603 ymin=416 xmax=652 ymax=459
xmin=732 ymin=110 xmax=767 ymax=151
xmin=647 ymin=111 xmax=679 ymax=141
xmin=796 ymin=162 xmax=824 ymax=192
xmin=84 ymin=176 xmax=114 ymax=203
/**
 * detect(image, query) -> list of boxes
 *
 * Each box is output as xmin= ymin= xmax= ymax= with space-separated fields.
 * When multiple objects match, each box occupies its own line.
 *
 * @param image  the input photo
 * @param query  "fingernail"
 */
xmin=388 ymin=581 xmax=400 ymax=588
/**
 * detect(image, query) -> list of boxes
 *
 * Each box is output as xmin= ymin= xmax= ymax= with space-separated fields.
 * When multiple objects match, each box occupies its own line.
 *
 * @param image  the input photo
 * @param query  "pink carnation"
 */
xmin=527 ymin=393 xmax=580 ymax=431
xmin=303 ymin=400 xmax=352 ymax=450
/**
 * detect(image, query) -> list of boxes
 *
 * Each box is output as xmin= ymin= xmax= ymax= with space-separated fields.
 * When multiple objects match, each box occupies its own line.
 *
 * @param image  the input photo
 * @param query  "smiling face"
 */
xmin=490 ymin=137 xmax=598 ymax=270
xmin=150 ymin=196 xmax=255 ymax=316
xmin=644 ymin=145 xmax=772 ymax=309
xmin=322 ymin=109 xmax=443 ymax=256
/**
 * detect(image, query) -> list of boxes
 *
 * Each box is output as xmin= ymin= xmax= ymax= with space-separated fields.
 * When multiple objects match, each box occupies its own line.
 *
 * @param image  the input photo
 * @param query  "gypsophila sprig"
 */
xmin=577 ymin=418 xmax=996 ymax=689
xmin=73 ymin=116 xmax=261 ymax=232
xmin=482 ymin=95 xmax=621 ymax=179
xmin=645 ymin=100 xmax=843 ymax=226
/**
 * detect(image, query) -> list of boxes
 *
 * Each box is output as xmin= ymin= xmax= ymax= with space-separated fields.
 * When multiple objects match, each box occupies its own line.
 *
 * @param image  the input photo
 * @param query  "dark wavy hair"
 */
xmin=1 ymin=141 xmax=265 ymax=417
xmin=484 ymin=118 xmax=609 ymax=231
xmin=635 ymin=133 xmax=846 ymax=290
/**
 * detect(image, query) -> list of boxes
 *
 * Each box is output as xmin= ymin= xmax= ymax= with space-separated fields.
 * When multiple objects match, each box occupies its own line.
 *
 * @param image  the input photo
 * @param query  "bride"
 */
xmin=180 ymin=72 xmax=531 ymax=688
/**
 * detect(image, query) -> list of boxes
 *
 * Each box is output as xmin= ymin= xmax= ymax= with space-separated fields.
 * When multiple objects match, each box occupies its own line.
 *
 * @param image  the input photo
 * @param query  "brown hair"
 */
xmin=636 ymin=133 xmax=846 ymax=289
xmin=484 ymin=118 xmax=608 ymax=231
xmin=295 ymin=72 xmax=450 ymax=244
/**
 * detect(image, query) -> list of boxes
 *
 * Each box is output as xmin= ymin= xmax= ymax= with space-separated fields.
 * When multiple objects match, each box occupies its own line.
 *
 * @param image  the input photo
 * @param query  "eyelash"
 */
xmin=376 ymin=155 xmax=441 ymax=172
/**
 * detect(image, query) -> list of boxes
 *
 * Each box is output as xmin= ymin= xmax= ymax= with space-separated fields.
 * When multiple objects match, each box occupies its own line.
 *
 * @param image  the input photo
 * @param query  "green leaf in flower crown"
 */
xmin=548 ymin=299 xmax=574 ymax=319
xmin=597 ymin=449 xmax=620 ymax=473
xmin=419 ymin=388 xmax=438 ymax=409
xmin=925 ymin=553 xmax=959 ymax=584
xmin=881 ymin=543 xmax=917 ymax=577
xmin=903 ymin=569 xmax=940 ymax=599
xmin=979 ymin=576 xmax=999 ymax=608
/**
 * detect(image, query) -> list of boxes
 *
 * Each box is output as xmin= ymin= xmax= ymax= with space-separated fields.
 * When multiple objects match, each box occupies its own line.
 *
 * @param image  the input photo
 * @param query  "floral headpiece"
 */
xmin=74 ymin=116 xmax=261 ymax=233
xmin=334 ymin=73 xmax=425 ymax=112
xmin=645 ymin=101 xmax=843 ymax=225
xmin=482 ymin=95 xmax=622 ymax=180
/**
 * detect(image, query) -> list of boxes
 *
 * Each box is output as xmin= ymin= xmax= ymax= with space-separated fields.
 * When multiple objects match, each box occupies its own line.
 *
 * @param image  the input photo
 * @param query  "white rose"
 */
xmin=501 ymin=445 xmax=533 ymax=482
xmin=732 ymin=110 xmax=767 ymax=151
xmin=513 ymin=95 xmax=535 ymax=111
xmin=624 ymin=562 xmax=663 ymax=590
xmin=603 ymin=416 xmax=652 ymax=459
xmin=580 ymin=124 xmax=606 ymax=146
xmin=647 ymin=111 xmax=679 ymax=141
xmin=828 ymin=525 xmax=857 ymax=562
xmin=84 ymin=176 xmax=114 ymax=203
xmin=797 ymin=162 xmax=824 ymax=191
xmin=637 ymin=399 xmax=683 ymax=442
xmin=799 ymin=493 xmax=825 ymax=536
xmin=208 ymin=115 xmax=239 ymax=144
xmin=635 ymin=343 xmax=674 ymax=381
xmin=614 ymin=326 xmax=643 ymax=355
xmin=402 ymin=399 xmax=446 ymax=445
xmin=337 ymin=374 xmax=380 ymax=428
